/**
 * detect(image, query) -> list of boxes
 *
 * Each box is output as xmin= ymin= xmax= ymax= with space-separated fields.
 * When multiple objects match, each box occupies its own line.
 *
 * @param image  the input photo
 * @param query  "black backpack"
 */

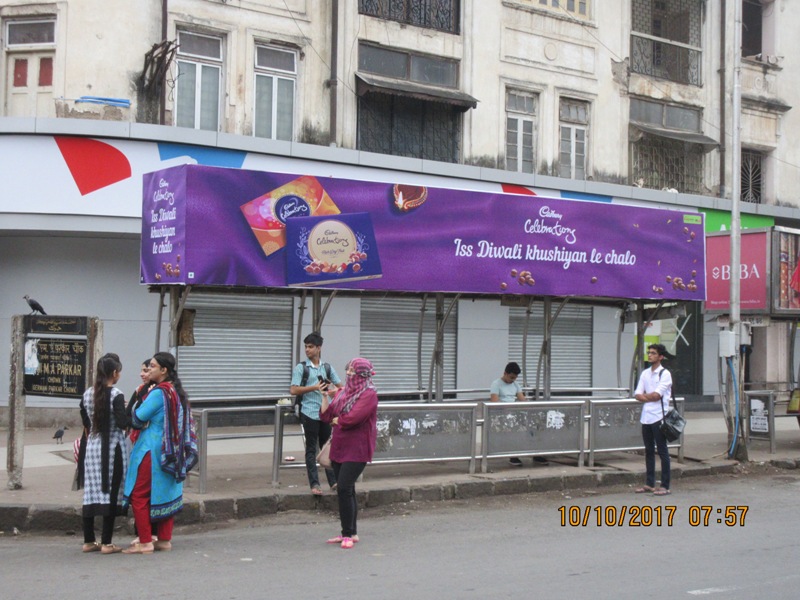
xmin=294 ymin=362 xmax=332 ymax=410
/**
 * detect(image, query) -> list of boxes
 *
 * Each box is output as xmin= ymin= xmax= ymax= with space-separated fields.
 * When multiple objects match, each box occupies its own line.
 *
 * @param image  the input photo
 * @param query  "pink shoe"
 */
xmin=327 ymin=535 xmax=359 ymax=544
xmin=340 ymin=537 xmax=354 ymax=549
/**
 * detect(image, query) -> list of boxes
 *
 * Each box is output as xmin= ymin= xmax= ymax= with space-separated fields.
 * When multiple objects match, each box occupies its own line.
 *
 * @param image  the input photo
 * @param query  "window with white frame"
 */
xmin=3 ymin=18 xmax=56 ymax=118
xmin=254 ymin=45 xmax=296 ymax=140
xmin=5 ymin=18 xmax=55 ymax=46
xmin=559 ymin=98 xmax=589 ymax=180
xmin=505 ymin=90 xmax=537 ymax=174
xmin=175 ymin=31 xmax=222 ymax=131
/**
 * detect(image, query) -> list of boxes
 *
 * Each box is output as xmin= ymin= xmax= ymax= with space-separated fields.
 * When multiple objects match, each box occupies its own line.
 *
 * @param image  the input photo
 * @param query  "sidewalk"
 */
xmin=2 ymin=413 xmax=799 ymax=533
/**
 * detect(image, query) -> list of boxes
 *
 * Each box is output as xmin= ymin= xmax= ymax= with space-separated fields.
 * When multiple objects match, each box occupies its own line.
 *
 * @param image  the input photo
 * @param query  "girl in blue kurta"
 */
xmin=122 ymin=352 xmax=196 ymax=554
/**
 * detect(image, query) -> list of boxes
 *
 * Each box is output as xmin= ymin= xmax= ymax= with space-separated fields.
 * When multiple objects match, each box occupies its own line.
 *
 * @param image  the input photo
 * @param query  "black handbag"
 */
xmin=659 ymin=397 xmax=686 ymax=442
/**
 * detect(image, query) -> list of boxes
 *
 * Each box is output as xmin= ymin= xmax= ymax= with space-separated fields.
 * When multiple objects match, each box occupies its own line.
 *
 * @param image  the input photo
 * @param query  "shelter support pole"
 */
xmin=616 ymin=305 xmax=626 ymax=389
xmin=536 ymin=298 xmax=567 ymax=401
xmin=535 ymin=299 xmax=550 ymax=398
xmin=417 ymin=295 xmax=428 ymax=391
xmin=312 ymin=291 xmax=322 ymax=332
xmin=154 ymin=287 xmax=166 ymax=355
xmin=522 ymin=298 xmax=533 ymax=391
xmin=306 ymin=289 xmax=336 ymax=344
xmin=433 ymin=294 xmax=445 ymax=402
xmin=543 ymin=298 xmax=553 ymax=400
xmin=295 ymin=290 xmax=307 ymax=364
xmin=630 ymin=301 xmax=646 ymax=393
xmin=426 ymin=294 xmax=459 ymax=402
xmin=318 ymin=291 xmax=337 ymax=330
xmin=168 ymin=285 xmax=191 ymax=361
xmin=630 ymin=300 xmax=665 ymax=392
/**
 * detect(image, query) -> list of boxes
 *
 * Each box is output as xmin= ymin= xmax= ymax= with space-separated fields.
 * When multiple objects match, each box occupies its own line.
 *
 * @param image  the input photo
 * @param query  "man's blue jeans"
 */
xmin=642 ymin=421 xmax=671 ymax=490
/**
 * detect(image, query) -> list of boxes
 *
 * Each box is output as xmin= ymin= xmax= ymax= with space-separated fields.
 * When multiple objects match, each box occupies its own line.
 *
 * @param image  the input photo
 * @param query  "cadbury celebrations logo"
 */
xmin=152 ymin=178 xmax=175 ymax=205
xmin=523 ymin=205 xmax=577 ymax=244
xmin=274 ymin=194 xmax=311 ymax=224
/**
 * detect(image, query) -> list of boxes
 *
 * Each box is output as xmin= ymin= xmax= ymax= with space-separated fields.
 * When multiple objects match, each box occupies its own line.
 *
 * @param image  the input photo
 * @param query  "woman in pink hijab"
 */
xmin=320 ymin=357 xmax=378 ymax=549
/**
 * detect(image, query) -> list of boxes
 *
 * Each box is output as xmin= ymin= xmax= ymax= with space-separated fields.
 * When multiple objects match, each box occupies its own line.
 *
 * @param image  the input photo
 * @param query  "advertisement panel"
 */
xmin=140 ymin=165 xmax=707 ymax=300
xmin=705 ymin=230 xmax=769 ymax=312
xmin=773 ymin=227 xmax=800 ymax=315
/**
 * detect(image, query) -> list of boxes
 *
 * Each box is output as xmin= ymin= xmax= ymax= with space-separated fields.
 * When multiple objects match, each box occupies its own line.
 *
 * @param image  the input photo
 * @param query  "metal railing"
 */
xmin=530 ymin=387 xmax=630 ymax=399
xmin=587 ymin=398 xmax=685 ymax=467
xmin=190 ymin=392 xmax=682 ymax=493
xmin=191 ymin=405 xmax=278 ymax=494
xmin=630 ymin=32 xmax=701 ymax=86
xmin=481 ymin=400 xmax=586 ymax=473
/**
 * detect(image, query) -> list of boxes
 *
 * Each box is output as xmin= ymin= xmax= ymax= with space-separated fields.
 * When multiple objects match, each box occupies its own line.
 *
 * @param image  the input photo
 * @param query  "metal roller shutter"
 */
xmin=509 ymin=304 xmax=592 ymax=387
xmin=360 ymin=297 xmax=457 ymax=392
xmin=178 ymin=293 xmax=293 ymax=400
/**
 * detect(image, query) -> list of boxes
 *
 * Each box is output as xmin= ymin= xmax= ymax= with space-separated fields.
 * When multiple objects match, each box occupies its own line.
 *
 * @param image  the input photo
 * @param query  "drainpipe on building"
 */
xmin=329 ymin=0 xmax=339 ymax=146
xmin=718 ymin=0 xmax=726 ymax=197
xmin=160 ymin=0 xmax=169 ymax=125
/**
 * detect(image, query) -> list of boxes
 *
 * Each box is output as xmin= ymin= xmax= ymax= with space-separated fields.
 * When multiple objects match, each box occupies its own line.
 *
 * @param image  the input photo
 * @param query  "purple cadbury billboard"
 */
xmin=140 ymin=164 xmax=706 ymax=301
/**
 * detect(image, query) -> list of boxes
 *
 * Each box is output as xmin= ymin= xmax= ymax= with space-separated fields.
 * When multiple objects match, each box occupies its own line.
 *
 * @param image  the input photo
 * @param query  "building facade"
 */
xmin=2 ymin=1 xmax=799 ymax=422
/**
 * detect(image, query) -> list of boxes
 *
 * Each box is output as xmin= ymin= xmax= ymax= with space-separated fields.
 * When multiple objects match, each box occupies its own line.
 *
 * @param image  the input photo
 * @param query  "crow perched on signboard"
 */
xmin=23 ymin=295 xmax=47 ymax=315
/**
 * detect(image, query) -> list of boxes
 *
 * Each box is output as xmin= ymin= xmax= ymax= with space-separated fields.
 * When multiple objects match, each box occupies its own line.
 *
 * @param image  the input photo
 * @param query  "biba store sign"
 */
xmin=705 ymin=230 xmax=768 ymax=312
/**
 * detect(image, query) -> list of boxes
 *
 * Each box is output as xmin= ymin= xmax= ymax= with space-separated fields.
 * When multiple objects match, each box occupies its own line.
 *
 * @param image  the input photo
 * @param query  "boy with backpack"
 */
xmin=290 ymin=332 xmax=342 ymax=495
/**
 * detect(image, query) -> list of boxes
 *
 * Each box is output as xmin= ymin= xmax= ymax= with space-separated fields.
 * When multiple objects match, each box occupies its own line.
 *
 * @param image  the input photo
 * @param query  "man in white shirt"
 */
xmin=634 ymin=343 xmax=673 ymax=496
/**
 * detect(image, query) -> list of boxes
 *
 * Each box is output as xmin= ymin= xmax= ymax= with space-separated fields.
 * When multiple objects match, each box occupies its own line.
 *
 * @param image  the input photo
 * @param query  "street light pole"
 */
xmin=728 ymin=0 xmax=747 ymax=460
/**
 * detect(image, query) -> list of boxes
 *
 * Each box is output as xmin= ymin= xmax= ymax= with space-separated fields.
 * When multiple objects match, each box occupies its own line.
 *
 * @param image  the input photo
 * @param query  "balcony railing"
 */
xmin=631 ymin=33 xmax=701 ymax=86
xmin=359 ymin=0 xmax=460 ymax=35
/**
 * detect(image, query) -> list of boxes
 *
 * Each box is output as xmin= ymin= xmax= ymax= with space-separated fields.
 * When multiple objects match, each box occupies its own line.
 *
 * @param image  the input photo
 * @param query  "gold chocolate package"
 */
xmin=240 ymin=175 xmax=340 ymax=258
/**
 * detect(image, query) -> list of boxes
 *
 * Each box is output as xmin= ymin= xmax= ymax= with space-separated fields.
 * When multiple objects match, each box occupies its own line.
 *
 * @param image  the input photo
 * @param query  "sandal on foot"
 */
xmin=82 ymin=542 xmax=101 ymax=553
xmin=311 ymin=487 xmax=323 ymax=496
xmin=122 ymin=542 xmax=154 ymax=554
xmin=653 ymin=488 xmax=671 ymax=496
xmin=340 ymin=537 xmax=354 ymax=549
xmin=634 ymin=486 xmax=654 ymax=494
xmin=101 ymin=544 xmax=123 ymax=554
xmin=153 ymin=540 xmax=172 ymax=552
xmin=129 ymin=535 xmax=157 ymax=545
xmin=327 ymin=535 xmax=359 ymax=544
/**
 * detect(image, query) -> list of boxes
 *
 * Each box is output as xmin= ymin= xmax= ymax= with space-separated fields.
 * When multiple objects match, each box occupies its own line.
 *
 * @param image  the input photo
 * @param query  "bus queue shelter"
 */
xmin=141 ymin=164 xmax=707 ymax=400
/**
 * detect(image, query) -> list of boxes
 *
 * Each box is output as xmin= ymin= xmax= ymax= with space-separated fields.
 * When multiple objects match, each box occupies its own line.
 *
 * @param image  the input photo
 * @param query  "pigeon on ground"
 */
xmin=24 ymin=295 xmax=47 ymax=315
xmin=53 ymin=426 xmax=68 ymax=444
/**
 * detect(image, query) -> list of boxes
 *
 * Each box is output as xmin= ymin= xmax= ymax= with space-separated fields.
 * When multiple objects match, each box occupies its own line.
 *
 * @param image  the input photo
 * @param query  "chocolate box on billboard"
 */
xmin=285 ymin=212 xmax=382 ymax=287
xmin=240 ymin=175 xmax=340 ymax=258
